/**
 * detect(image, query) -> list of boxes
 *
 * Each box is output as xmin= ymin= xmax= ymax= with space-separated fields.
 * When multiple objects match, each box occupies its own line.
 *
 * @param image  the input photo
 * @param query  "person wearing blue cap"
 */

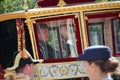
xmin=77 ymin=45 xmax=119 ymax=80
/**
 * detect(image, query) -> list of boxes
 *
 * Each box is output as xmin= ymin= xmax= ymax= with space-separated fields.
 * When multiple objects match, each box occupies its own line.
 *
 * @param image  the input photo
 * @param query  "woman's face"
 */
xmin=84 ymin=61 xmax=95 ymax=80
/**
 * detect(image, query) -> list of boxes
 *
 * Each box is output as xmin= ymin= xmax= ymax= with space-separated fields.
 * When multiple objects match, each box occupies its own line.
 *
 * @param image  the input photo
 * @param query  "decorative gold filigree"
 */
xmin=23 ymin=0 xmax=28 ymax=12
xmin=0 ymin=2 xmax=120 ymax=21
xmin=57 ymin=0 xmax=67 ymax=7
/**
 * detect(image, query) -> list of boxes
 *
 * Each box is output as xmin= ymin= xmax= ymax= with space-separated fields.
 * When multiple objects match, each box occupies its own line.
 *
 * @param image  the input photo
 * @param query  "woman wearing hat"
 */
xmin=77 ymin=45 xmax=120 ymax=80
xmin=4 ymin=49 xmax=43 ymax=80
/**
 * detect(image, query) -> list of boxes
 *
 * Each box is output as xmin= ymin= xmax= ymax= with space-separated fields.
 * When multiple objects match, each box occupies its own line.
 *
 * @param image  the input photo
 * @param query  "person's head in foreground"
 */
xmin=77 ymin=45 xmax=119 ymax=80
xmin=4 ymin=49 xmax=43 ymax=80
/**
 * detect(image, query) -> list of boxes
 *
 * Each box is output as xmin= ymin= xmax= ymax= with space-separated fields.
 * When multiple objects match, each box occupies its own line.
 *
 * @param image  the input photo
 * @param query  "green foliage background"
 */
xmin=0 ymin=0 xmax=118 ymax=14
xmin=0 ymin=0 xmax=37 ymax=14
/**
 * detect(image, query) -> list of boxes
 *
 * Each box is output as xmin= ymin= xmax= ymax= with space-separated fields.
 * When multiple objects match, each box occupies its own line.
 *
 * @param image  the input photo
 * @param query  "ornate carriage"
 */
xmin=0 ymin=0 xmax=120 ymax=79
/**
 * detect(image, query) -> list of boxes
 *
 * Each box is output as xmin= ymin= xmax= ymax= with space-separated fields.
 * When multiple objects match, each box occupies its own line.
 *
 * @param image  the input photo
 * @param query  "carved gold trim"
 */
xmin=25 ymin=19 xmax=36 ymax=59
xmin=26 ymin=2 xmax=120 ymax=17
xmin=80 ymin=11 xmax=88 ymax=49
xmin=32 ymin=13 xmax=77 ymax=20
xmin=23 ymin=0 xmax=28 ymax=12
xmin=0 ymin=12 xmax=26 ymax=21
xmin=25 ymin=18 xmax=41 ymax=80
xmin=0 ymin=1 xmax=120 ymax=22
xmin=57 ymin=0 xmax=67 ymax=7
xmin=102 ymin=0 xmax=107 ymax=2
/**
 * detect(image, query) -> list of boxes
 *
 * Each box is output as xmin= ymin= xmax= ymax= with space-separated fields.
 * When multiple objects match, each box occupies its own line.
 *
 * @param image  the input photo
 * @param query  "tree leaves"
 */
xmin=0 ymin=0 xmax=37 ymax=14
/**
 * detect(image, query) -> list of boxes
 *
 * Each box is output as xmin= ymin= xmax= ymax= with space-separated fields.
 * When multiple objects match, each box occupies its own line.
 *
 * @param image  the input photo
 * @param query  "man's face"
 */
xmin=38 ymin=28 xmax=50 ymax=42
xmin=26 ymin=63 xmax=34 ymax=78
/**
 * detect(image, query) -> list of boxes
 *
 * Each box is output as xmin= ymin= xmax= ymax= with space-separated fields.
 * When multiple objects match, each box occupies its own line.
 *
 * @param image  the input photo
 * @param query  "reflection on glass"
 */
xmin=88 ymin=23 xmax=103 ymax=46
xmin=113 ymin=18 xmax=120 ymax=53
xmin=36 ymin=18 xmax=78 ymax=60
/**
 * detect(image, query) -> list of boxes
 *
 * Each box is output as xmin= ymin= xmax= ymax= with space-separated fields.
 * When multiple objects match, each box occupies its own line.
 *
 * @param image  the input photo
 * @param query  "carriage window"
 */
xmin=35 ymin=18 xmax=78 ymax=60
xmin=113 ymin=18 xmax=120 ymax=53
xmin=88 ymin=23 xmax=104 ymax=46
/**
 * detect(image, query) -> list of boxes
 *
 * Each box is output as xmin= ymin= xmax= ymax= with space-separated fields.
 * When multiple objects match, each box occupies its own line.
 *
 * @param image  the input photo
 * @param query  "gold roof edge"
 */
xmin=0 ymin=1 xmax=120 ymax=21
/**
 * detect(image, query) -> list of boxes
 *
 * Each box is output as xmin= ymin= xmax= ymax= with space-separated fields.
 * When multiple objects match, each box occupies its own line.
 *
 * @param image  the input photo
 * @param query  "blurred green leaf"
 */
xmin=0 ymin=0 xmax=37 ymax=14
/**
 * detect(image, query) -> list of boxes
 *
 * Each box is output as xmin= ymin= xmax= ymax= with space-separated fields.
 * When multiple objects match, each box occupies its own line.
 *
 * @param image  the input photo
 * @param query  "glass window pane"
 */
xmin=36 ymin=18 xmax=78 ymax=60
xmin=88 ymin=23 xmax=103 ymax=46
xmin=113 ymin=19 xmax=120 ymax=53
